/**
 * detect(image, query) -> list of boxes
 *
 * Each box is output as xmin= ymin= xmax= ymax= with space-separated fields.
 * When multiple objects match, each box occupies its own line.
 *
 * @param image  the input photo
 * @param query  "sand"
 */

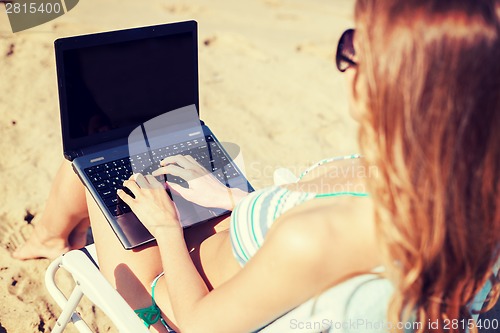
xmin=0 ymin=0 xmax=356 ymax=331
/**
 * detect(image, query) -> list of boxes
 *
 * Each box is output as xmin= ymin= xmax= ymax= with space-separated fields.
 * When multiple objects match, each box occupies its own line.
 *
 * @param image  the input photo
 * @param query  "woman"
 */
xmin=14 ymin=0 xmax=500 ymax=332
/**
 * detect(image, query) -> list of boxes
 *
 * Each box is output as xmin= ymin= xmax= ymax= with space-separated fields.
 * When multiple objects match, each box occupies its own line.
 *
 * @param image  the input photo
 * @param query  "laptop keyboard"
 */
xmin=84 ymin=135 xmax=241 ymax=216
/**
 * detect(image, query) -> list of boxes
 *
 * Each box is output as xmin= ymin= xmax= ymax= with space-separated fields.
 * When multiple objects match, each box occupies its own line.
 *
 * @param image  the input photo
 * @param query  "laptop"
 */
xmin=54 ymin=21 xmax=253 ymax=249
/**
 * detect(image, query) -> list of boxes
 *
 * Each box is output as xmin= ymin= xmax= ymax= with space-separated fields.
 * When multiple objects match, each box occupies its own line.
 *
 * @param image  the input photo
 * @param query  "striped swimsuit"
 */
xmin=229 ymin=155 xmax=368 ymax=266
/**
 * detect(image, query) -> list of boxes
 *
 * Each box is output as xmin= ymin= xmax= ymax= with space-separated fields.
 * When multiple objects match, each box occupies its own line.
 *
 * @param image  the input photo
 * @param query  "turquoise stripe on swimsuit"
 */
xmin=229 ymin=155 xmax=368 ymax=267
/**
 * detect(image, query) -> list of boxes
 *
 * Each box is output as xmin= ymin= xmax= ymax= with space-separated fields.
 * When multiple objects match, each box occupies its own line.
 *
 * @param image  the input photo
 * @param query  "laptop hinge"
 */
xmin=64 ymin=150 xmax=83 ymax=161
xmin=66 ymin=137 xmax=130 ymax=162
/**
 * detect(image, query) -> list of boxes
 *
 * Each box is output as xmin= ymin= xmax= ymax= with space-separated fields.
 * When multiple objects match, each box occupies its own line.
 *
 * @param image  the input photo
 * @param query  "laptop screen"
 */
xmin=55 ymin=21 xmax=199 ymax=157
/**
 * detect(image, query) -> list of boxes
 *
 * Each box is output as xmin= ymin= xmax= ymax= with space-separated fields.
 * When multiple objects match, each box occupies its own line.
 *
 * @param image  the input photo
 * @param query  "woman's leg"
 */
xmin=86 ymin=188 xmax=172 ymax=332
xmin=13 ymin=160 xmax=90 ymax=260
xmin=86 ymin=189 xmax=239 ymax=332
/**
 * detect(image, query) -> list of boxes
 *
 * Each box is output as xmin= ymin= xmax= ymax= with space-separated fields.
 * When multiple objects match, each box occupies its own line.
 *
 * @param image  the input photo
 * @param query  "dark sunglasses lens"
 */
xmin=336 ymin=29 xmax=355 ymax=72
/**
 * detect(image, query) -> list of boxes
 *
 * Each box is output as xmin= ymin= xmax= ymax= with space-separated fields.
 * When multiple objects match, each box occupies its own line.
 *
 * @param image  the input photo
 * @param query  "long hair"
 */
xmin=353 ymin=0 xmax=500 ymax=331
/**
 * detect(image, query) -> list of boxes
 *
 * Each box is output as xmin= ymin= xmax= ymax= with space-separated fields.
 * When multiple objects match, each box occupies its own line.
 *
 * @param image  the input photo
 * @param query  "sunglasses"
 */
xmin=336 ymin=29 xmax=356 ymax=72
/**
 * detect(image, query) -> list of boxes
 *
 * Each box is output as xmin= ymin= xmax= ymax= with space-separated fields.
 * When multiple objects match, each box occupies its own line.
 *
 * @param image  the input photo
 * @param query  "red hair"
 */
xmin=354 ymin=0 xmax=500 ymax=331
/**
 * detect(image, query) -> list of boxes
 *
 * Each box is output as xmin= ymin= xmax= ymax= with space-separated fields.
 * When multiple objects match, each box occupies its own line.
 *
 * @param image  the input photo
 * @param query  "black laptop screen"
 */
xmin=63 ymin=32 xmax=196 ymax=139
xmin=56 ymin=22 xmax=199 ymax=155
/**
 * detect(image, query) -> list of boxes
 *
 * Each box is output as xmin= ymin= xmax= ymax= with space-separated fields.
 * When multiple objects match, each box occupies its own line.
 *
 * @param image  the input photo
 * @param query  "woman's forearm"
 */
xmin=155 ymin=227 xmax=210 ymax=331
xmin=117 ymin=172 xmax=248 ymax=331
xmin=223 ymin=187 xmax=250 ymax=210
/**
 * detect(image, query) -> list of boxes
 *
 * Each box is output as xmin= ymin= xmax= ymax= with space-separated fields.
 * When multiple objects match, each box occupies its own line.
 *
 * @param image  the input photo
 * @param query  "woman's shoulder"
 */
xmin=275 ymin=194 xmax=375 ymax=240
xmin=266 ymin=197 xmax=380 ymax=275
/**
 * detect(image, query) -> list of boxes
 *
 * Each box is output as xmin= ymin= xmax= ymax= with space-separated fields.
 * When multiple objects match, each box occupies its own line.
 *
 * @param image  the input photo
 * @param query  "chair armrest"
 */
xmin=49 ymin=248 xmax=149 ymax=333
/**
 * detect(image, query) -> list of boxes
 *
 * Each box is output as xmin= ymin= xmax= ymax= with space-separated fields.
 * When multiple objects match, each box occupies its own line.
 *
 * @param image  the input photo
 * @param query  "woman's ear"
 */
xmin=346 ymin=68 xmax=365 ymax=122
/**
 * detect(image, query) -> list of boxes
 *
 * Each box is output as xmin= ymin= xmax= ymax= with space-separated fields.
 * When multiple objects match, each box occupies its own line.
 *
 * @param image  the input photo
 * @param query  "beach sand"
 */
xmin=0 ymin=0 xmax=356 ymax=331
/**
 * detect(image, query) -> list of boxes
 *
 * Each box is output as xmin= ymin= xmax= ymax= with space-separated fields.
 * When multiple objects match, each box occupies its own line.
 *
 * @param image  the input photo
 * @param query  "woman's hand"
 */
xmin=152 ymin=154 xmax=246 ymax=210
xmin=117 ymin=173 xmax=181 ymax=237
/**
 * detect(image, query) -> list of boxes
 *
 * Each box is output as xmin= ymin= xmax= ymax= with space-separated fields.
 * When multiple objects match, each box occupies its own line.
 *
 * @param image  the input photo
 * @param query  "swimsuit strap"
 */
xmin=134 ymin=305 xmax=162 ymax=328
xmin=134 ymin=272 xmax=164 ymax=327
xmin=315 ymin=191 xmax=369 ymax=198
xmin=297 ymin=154 xmax=369 ymax=197
xmin=297 ymin=154 xmax=363 ymax=180
xmin=134 ymin=272 xmax=176 ymax=332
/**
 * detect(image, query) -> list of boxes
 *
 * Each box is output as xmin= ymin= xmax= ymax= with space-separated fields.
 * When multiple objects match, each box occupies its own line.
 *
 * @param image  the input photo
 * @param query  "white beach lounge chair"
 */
xmin=45 ymin=243 xmax=395 ymax=333
xmin=44 ymin=245 xmax=500 ymax=333
xmin=45 ymin=167 xmax=390 ymax=333
xmin=44 ymin=167 xmax=499 ymax=332
xmin=45 ymin=244 xmax=149 ymax=333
